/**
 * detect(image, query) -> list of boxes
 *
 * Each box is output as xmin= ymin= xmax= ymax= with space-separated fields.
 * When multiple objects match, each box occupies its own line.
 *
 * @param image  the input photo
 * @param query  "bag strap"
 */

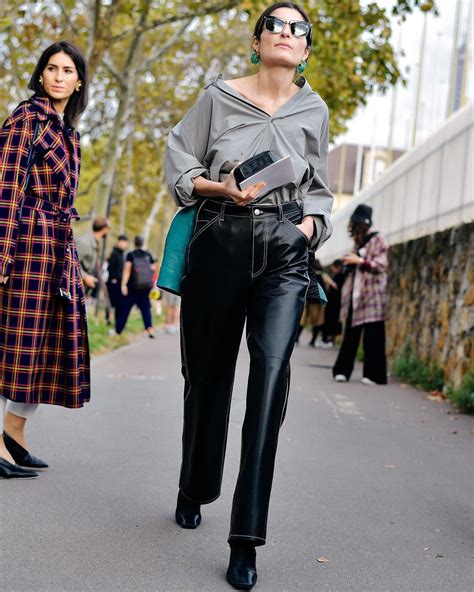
xmin=18 ymin=118 xmax=41 ymax=220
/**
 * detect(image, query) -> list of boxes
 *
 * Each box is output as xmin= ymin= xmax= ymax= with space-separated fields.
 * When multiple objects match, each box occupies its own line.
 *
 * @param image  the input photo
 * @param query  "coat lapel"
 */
xmin=33 ymin=121 xmax=71 ymax=193
xmin=30 ymin=97 xmax=74 ymax=196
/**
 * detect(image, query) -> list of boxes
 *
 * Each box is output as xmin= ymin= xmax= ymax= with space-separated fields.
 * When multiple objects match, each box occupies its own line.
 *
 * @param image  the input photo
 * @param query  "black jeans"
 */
xmin=332 ymin=305 xmax=387 ymax=384
xmin=179 ymin=199 xmax=309 ymax=546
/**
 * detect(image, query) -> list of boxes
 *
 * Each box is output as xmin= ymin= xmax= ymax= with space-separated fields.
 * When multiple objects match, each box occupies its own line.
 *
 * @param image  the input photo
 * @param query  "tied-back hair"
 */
xmin=253 ymin=2 xmax=313 ymax=49
xmin=28 ymin=41 xmax=89 ymax=129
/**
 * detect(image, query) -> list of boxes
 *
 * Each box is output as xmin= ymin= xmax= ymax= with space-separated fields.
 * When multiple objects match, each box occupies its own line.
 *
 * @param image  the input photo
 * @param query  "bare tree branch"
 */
xmin=110 ymin=0 xmax=240 ymax=43
xmin=53 ymin=0 xmax=81 ymax=35
xmin=87 ymin=0 xmax=101 ymax=60
xmin=77 ymin=172 xmax=101 ymax=196
xmin=138 ymin=17 xmax=194 ymax=74
xmin=103 ymin=58 xmax=127 ymax=90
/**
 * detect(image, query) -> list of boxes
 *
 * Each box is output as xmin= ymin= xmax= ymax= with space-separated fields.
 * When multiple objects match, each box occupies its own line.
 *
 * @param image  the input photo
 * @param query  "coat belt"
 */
xmin=22 ymin=195 xmax=80 ymax=301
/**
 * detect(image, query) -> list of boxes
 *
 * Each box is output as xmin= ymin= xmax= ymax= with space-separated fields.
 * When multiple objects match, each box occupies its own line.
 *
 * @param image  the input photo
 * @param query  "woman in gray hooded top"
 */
xmin=165 ymin=3 xmax=333 ymax=589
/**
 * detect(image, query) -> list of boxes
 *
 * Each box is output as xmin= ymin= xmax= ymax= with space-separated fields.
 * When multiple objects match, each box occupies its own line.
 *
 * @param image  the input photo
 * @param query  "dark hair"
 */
xmin=332 ymin=259 xmax=343 ymax=268
xmin=253 ymin=2 xmax=313 ymax=49
xmin=92 ymin=217 xmax=109 ymax=232
xmin=118 ymin=234 xmax=128 ymax=242
xmin=313 ymin=257 xmax=323 ymax=272
xmin=135 ymin=235 xmax=144 ymax=248
xmin=28 ymin=41 xmax=88 ymax=128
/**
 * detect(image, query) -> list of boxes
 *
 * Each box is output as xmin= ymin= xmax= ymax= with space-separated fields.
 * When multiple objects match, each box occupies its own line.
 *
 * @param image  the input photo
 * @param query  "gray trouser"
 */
xmin=0 ymin=396 xmax=38 ymax=434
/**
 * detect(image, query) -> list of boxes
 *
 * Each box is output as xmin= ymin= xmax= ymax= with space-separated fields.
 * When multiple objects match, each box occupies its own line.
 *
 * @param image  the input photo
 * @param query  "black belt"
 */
xmin=202 ymin=199 xmax=301 ymax=219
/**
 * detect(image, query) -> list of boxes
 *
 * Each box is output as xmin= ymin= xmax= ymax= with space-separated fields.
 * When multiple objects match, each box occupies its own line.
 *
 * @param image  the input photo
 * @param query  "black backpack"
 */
xmin=131 ymin=252 xmax=154 ymax=291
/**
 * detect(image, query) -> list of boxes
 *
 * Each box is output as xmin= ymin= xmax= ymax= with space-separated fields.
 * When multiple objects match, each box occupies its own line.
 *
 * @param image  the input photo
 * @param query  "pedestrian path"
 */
xmin=2 ymin=330 xmax=472 ymax=591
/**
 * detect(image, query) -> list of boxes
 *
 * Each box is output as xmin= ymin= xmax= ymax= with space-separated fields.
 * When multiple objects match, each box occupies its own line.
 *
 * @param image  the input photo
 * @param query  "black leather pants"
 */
xmin=179 ymin=199 xmax=309 ymax=546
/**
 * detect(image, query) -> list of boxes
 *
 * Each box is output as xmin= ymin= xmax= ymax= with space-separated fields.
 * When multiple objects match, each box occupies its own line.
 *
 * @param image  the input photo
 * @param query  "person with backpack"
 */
xmin=116 ymin=235 xmax=156 ymax=338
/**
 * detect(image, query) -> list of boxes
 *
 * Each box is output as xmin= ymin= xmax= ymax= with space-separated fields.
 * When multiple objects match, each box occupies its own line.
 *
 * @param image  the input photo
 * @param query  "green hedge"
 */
xmin=392 ymin=352 xmax=444 ymax=392
xmin=447 ymin=371 xmax=474 ymax=414
xmin=392 ymin=351 xmax=473 ymax=414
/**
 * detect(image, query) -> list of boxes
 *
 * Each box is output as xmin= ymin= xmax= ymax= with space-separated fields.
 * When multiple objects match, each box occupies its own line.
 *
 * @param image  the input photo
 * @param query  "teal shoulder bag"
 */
xmin=156 ymin=205 xmax=198 ymax=296
xmin=316 ymin=281 xmax=328 ymax=306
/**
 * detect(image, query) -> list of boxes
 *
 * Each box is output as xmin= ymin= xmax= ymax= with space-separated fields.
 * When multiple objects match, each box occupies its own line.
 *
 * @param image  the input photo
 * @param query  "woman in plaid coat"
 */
xmin=332 ymin=204 xmax=388 ymax=385
xmin=0 ymin=41 xmax=90 ymax=479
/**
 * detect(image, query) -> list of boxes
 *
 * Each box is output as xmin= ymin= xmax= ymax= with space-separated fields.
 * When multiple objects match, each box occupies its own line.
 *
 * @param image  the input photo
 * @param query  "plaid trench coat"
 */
xmin=0 ymin=96 xmax=90 ymax=408
xmin=340 ymin=232 xmax=388 ymax=328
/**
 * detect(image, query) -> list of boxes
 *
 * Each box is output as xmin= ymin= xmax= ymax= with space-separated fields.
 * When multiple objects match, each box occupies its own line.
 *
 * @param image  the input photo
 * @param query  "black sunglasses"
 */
xmin=263 ymin=16 xmax=312 ymax=38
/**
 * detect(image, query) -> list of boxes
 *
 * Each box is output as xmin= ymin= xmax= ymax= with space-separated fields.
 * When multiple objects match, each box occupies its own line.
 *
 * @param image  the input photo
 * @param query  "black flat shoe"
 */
xmin=0 ymin=457 xmax=39 ymax=479
xmin=175 ymin=491 xmax=201 ymax=529
xmin=3 ymin=432 xmax=49 ymax=469
xmin=226 ymin=542 xmax=257 ymax=590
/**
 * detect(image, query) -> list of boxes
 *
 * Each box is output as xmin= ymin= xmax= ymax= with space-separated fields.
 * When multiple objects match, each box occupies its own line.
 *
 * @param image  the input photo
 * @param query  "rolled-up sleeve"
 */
xmin=301 ymin=107 xmax=334 ymax=250
xmin=165 ymin=90 xmax=213 ymax=207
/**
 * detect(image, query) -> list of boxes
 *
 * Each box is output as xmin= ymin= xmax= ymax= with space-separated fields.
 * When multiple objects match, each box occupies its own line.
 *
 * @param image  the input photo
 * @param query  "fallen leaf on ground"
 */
xmin=424 ymin=547 xmax=430 ymax=551
xmin=435 ymin=553 xmax=444 ymax=558
xmin=384 ymin=464 xmax=395 ymax=469
xmin=316 ymin=557 xmax=330 ymax=563
xmin=427 ymin=392 xmax=445 ymax=402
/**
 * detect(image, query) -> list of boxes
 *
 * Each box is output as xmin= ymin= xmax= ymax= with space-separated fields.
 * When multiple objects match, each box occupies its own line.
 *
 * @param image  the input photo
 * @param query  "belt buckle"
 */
xmin=59 ymin=287 xmax=72 ymax=301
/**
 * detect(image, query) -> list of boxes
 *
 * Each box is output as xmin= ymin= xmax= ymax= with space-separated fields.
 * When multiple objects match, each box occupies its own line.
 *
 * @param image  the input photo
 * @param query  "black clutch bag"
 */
xmin=234 ymin=151 xmax=279 ymax=190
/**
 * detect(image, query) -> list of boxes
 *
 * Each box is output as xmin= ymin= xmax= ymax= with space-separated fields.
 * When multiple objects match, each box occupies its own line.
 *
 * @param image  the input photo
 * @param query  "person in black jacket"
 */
xmin=106 ymin=234 xmax=128 ymax=322
xmin=116 ymin=235 xmax=156 ymax=338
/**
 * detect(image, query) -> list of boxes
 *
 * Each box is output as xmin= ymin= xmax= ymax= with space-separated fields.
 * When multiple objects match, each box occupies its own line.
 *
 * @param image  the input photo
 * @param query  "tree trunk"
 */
xmin=93 ymin=4 xmax=150 ymax=216
xmin=142 ymin=183 xmax=167 ymax=247
xmin=119 ymin=129 xmax=134 ymax=234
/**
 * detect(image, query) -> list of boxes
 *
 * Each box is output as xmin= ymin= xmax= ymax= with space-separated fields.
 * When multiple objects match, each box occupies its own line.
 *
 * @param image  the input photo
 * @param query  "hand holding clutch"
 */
xmin=221 ymin=170 xmax=266 ymax=206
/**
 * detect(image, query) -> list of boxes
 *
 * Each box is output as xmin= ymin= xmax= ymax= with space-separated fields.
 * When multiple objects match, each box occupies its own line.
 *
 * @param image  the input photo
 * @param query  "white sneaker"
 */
xmin=320 ymin=341 xmax=333 ymax=349
xmin=362 ymin=377 xmax=377 ymax=386
xmin=334 ymin=374 xmax=347 ymax=382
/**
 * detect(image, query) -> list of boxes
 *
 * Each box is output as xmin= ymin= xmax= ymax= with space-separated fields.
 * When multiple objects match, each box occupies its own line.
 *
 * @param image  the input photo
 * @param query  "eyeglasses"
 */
xmin=263 ymin=16 xmax=312 ymax=38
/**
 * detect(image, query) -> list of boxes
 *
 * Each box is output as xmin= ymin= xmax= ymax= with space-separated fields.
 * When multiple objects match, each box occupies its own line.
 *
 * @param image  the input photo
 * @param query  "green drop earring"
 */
xmin=296 ymin=60 xmax=307 ymax=74
xmin=251 ymin=50 xmax=261 ymax=65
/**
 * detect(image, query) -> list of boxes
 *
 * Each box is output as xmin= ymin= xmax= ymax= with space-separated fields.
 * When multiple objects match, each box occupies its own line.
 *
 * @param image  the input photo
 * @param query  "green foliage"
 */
xmin=0 ymin=0 xmax=438 ymax=250
xmin=446 ymin=372 xmax=474 ymax=415
xmin=391 ymin=0 xmax=439 ymax=19
xmin=392 ymin=351 xmax=444 ymax=392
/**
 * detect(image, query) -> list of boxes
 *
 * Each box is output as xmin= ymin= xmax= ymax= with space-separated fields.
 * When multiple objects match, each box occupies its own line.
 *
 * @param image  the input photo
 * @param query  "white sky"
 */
xmin=338 ymin=0 xmax=473 ymax=150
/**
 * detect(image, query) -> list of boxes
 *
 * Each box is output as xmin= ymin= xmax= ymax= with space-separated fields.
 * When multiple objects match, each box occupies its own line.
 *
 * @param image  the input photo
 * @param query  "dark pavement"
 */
xmin=1 ymin=328 xmax=473 ymax=592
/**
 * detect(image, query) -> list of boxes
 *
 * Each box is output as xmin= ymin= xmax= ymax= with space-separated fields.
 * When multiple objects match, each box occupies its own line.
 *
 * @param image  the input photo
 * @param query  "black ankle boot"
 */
xmin=175 ymin=491 xmax=201 ymax=529
xmin=226 ymin=541 xmax=257 ymax=590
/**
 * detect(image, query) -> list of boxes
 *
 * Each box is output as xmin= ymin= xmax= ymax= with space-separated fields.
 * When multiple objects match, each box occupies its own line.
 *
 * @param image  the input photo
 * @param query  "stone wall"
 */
xmin=386 ymin=222 xmax=474 ymax=388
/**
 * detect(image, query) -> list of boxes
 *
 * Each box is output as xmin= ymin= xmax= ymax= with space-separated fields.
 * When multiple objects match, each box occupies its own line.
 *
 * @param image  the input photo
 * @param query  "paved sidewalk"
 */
xmin=1 ymin=329 xmax=473 ymax=592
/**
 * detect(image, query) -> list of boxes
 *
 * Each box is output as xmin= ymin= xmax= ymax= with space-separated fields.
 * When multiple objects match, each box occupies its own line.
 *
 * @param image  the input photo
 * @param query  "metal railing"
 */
xmin=318 ymin=102 xmax=474 ymax=264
